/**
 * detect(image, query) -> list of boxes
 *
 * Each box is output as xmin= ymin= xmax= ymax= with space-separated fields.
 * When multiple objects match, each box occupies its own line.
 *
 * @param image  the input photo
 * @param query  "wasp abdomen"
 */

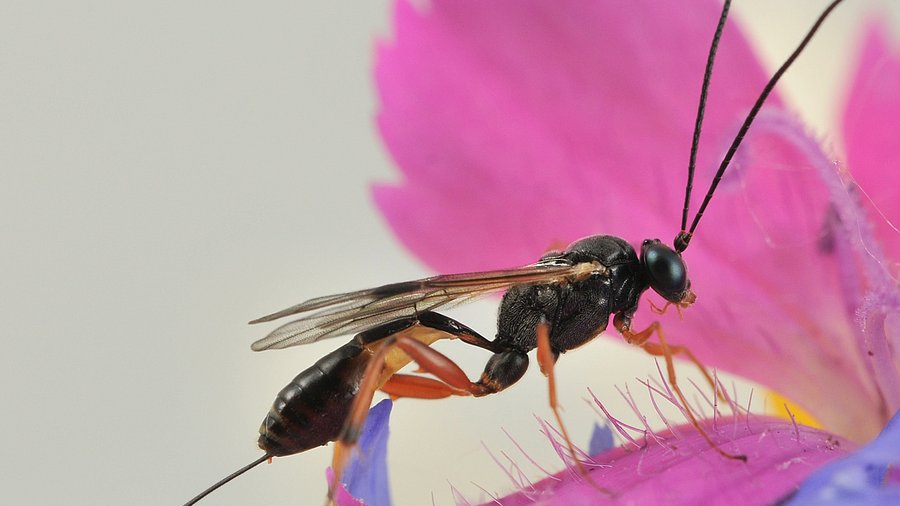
xmin=258 ymin=340 xmax=369 ymax=456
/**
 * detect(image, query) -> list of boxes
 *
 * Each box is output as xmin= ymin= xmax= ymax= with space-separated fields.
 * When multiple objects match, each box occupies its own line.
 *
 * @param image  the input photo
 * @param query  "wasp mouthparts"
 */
xmin=681 ymin=288 xmax=697 ymax=307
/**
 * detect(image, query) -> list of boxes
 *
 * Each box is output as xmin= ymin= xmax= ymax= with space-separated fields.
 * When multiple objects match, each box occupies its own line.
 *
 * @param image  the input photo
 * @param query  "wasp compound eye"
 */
xmin=641 ymin=240 xmax=689 ymax=303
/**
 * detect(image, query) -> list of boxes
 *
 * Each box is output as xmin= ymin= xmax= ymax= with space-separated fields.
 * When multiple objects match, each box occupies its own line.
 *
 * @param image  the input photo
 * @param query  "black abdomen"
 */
xmin=258 ymin=340 xmax=369 ymax=456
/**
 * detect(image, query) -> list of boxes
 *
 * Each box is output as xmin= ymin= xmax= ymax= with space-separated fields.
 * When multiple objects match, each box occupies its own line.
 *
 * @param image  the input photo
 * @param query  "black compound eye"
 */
xmin=641 ymin=240 xmax=689 ymax=303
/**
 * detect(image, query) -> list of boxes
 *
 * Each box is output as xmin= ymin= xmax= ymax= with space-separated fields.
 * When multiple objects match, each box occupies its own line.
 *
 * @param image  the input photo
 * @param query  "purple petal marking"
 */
xmin=484 ymin=417 xmax=854 ymax=506
xmin=788 ymin=409 xmax=900 ymax=505
xmin=766 ymin=112 xmax=900 ymax=426
xmin=588 ymin=423 xmax=614 ymax=456
xmin=343 ymin=399 xmax=393 ymax=506
xmin=326 ymin=399 xmax=393 ymax=506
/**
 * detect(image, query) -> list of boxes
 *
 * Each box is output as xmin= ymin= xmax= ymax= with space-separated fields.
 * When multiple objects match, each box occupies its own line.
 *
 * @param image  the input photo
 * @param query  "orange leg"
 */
xmin=380 ymin=373 xmax=465 ymax=399
xmin=329 ymin=341 xmax=393 ymax=504
xmin=648 ymin=299 xmax=688 ymax=319
xmin=328 ymin=334 xmax=493 ymax=503
xmin=536 ymin=320 xmax=611 ymax=494
xmin=648 ymin=299 xmax=672 ymax=315
xmin=615 ymin=317 xmax=723 ymax=400
xmin=614 ymin=316 xmax=746 ymax=462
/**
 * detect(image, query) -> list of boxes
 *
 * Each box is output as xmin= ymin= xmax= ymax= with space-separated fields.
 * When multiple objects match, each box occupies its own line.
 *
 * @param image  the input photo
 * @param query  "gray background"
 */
xmin=2 ymin=1 xmax=897 ymax=504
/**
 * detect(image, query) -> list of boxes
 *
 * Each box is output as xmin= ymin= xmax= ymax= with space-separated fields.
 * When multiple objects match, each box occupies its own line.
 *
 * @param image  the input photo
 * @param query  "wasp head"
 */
xmin=640 ymin=239 xmax=696 ymax=308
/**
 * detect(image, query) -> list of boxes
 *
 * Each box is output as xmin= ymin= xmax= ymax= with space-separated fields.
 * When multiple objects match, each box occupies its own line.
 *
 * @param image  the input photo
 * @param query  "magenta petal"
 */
xmin=325 ymin=469 xmax=365 ymax=506
xmin=373 ymin=0 xmax=900 ymax=443
xmin=672 ymin=111 xmax=897 ymax=441
xmin=842 ymin=22 xmax=900 ymax=273
xmin=485 ymin=417 xmax=854 ymax=506
xmin=374 ymin=0 xmax=776 ymax=273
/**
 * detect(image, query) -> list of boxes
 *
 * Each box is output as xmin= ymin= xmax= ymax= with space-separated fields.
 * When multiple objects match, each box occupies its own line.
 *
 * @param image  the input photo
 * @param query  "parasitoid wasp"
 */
xmin=186 ymin=0 xmax=848 ymax=504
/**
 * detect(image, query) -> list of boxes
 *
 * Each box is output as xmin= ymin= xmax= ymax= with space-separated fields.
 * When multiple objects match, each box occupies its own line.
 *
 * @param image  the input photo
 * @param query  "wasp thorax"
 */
xmin=640 ymin=239 xmax=691 ymax=304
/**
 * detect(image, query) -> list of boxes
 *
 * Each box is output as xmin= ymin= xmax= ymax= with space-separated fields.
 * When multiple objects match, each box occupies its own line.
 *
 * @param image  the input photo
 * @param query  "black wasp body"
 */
xmin=257 ymin=235 xmax=690 ymax=458
xmin=498 ymin=236 xmax=671 ymax=354
xmin=185 ymin=1 xmax=846 ymax=503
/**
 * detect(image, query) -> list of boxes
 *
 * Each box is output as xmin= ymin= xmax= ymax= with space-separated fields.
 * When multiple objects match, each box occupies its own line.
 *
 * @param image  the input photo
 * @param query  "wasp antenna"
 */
xmin=681 ymin=0 xmax=731 ymax=235
xmin=678 ymin=0 xmax=846 ymax=253
xmin=184 ymin=454 xmax=271 ymax=506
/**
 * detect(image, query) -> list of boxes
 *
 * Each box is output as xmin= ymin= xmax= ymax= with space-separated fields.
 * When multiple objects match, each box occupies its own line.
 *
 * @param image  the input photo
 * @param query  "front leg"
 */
xmin=613 ymin=313 xmax=717 ymax=392
xmin=612 ymin=313 xmax=746 ymax=462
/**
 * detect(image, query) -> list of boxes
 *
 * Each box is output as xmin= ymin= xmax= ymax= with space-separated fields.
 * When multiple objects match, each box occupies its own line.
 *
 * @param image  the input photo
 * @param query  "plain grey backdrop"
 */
xmin=2 ymin=1 xmax=897 ymax=504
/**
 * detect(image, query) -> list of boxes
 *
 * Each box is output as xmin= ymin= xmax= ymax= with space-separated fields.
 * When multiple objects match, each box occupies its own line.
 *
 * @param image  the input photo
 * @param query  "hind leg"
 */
xmin=329 ymin=318 xmax=527 ymax=503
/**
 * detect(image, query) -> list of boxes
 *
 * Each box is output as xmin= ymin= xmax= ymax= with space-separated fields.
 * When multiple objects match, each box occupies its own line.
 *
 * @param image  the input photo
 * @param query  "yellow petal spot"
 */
xmin=768 ymin=391 xmax=822 ymax=428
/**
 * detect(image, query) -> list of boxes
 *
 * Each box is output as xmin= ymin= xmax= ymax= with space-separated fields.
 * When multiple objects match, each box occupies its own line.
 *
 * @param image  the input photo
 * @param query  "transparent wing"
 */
xmin=250 ymin=259 xmax=607 ymax=351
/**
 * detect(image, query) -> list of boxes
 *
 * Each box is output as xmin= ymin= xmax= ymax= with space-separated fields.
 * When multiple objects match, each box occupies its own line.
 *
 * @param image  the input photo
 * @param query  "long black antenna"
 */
xmin=681 ymin=0 xmax=732 ymax=233
xmin=184 ymin=454 xmax=271 ymax=506
xmin=675 ymin=0 xmax=846 ymax=253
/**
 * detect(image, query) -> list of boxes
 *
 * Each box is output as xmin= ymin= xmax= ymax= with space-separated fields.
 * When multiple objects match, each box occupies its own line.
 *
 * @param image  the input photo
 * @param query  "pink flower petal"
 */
xmin=486 ymin=417 xmax=854 ymax=506
xmin=373 ymin=0 xmax=900 ymax=444
xmin=842 ymin=22 xmax=900 ymax=275
xmin=374 ymin=0 xmax=775 ymax=272
xmin=325 ymin=468 xmax=365 ymax=506
xmin=675 ymin=112 xmax=897 ymax=441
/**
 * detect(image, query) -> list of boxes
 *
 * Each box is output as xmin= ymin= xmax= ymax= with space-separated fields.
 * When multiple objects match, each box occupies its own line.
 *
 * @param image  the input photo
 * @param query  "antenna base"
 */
xmin=674 ymin=231 xmax=692 ymax=253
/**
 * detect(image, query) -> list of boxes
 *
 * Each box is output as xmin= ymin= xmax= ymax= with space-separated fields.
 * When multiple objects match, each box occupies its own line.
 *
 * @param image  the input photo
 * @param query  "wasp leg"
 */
xmin=352 ymin=311 xmax=502 ymax=400
xmin=355 ymin=311 xmax=501 ymax=353
xmin=648 ymin=299 xmax=672 ymax=315
xmin=328 ymin=336 xmax=396 ymax=504
xmin=374 ymin=311 xmax=530 ymax=398
xmin=536 ymin=320 xmax=610 ymax=493
xmin=379 ymin=343 xmax=533 ymax=401
xmin=415 ymin=311 xmax=503 ymax=353
xmin=613 ymin=315 xmax=746 ymax=462
xmin=329 ymin=327 xmax=522 ymax=503
xmin=380 ymin=374 xmax=465 ymax=399
xmin=613 ymin=316 xmax=719 ymax=395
